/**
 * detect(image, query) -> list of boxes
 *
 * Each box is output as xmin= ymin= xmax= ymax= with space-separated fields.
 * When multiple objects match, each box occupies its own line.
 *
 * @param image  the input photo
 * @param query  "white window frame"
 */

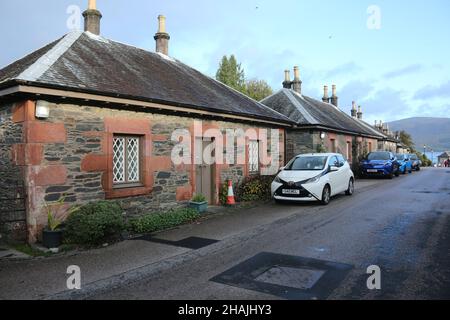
xmin=113 ymin=135 xmax=142 ymax=186
xmin=248 ymin=140 xmax=260 ymax=174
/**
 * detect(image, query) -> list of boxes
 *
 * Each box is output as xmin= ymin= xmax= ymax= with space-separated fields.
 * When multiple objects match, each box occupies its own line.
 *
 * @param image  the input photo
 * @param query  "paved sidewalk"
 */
xmin=0 ymin=179 xmax=382 ymax=300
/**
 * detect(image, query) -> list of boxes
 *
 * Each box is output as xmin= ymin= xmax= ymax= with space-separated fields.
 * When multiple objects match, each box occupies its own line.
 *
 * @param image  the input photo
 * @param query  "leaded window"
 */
xmin=113 ymin=136 xmax=141 ymax=185
xmin=248 ymin=140 xmax=260 ymax=174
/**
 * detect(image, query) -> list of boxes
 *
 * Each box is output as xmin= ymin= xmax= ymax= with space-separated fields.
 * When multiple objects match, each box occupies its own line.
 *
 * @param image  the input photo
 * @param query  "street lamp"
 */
xmin=423 ymin=145 xmax=426 ymax=155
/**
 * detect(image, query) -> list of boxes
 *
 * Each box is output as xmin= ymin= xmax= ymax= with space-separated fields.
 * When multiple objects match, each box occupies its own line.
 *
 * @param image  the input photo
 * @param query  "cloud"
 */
xmin=325 ymin=62 xmax=362 ymax=78
xmin=383 ymin=64 xmax=422 ymax=79
xmin=414 ymin=81 xmax=450 ymax=100
xmin=338 ymin=80 xmax=375 ymax=108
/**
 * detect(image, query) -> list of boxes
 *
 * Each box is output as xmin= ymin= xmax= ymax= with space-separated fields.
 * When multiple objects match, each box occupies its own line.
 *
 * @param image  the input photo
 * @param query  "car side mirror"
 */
xmin=329 ymin=165 xmax=339 ymax=172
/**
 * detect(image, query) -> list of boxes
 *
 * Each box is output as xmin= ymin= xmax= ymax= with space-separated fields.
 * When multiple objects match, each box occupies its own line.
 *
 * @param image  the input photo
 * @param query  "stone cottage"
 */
xmin=0 ymin=2 xmax=292 ymax=243
xmin=261 ymin=69 xmax=384 ymax=168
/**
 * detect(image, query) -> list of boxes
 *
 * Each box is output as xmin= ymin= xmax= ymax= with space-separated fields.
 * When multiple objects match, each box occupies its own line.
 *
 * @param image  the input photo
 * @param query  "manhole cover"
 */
xmin=132 ymin=236 xmax=219 ymax=250
xmin=255 ymin=266 xmax=325 ymax=290
xmin=211 ymin=252 xmax=353 ymax=300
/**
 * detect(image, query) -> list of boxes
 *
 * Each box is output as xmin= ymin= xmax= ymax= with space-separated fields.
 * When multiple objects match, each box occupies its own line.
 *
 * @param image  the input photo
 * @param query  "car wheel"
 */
xmin=395 ymin=167 xmax=400 ymax=177
xmin=345 ymin=178 xmax=354 ymax=196
xmin=388 ymin=172 xmax=393 ymax=179
xmin=321 ymin=185 xmax=331 ymax=205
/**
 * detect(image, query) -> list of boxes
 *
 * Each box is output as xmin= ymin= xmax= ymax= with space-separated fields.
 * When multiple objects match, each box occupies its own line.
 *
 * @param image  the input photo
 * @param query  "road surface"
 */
xmin=91 ymin=168 xmax=450 ymax=300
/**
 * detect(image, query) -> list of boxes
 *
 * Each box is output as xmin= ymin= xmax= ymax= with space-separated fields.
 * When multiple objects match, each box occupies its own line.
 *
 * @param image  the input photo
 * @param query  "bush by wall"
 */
xmin=64 ymin=201 xmax=125 ymax=246
xmin=128 ymin=208 xmax=200 ymax=234
xmin=236 ymin=175 xmax=274 ymax=202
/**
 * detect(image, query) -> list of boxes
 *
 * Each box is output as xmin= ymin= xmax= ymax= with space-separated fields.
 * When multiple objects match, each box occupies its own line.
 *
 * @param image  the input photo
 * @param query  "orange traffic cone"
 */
xmin=226 ymin=180 xmax=236 ymax=206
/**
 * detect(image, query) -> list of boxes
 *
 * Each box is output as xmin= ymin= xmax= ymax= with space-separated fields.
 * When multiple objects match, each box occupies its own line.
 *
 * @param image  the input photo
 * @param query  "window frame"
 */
xmin=248 ymin=140 xmax=260 ymax=175
xmin=113 ymin=135 xmax=143 ymax=188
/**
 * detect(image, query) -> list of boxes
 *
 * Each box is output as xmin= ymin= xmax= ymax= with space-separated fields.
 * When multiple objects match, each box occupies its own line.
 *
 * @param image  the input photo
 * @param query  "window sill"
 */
xmin=105 ymin=186 xmax=152 ymax=199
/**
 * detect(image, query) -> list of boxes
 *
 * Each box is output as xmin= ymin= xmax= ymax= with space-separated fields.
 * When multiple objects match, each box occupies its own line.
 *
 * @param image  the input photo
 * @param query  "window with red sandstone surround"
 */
xmin=113 ymin=135 xmax=142 ymax=188
xmin=248 ymin=140 xmax=260 ymax=174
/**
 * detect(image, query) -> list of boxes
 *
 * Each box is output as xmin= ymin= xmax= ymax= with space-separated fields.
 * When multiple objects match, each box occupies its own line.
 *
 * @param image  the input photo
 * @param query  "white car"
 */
xmin=272 ymin=153 xmax=355 ymax=205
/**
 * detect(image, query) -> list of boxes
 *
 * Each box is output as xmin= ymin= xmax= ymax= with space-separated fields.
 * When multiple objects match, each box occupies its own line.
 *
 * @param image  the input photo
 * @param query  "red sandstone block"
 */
xmin=29 ymin=165 xmax=67 ymax=186
xmin=25 ymin=122 xmax=66 ymax=143
xmin=152 ymin=134 xmax=169 ymax=142
xmin=11 ymin=144 xmax=44 ymax=166
xmin=81 ymin=154 xmax=108 ymax=172
xmin=176 ymin=185 xmax=193 ymax=201
xmin=12 ymin=101 xmax=35 ymax=123
xmin=150 ymin=156 xmax=172 ymax=171
xmin=104 ymin=117 xmax=151 ymax=134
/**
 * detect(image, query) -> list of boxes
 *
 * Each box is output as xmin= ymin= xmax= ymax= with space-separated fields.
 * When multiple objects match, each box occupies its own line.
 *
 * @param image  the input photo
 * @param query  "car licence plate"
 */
xmin=282 ymin=189 xmax=300 ymax=195
xmin=367 ymin=169 xmax=378 ymax=173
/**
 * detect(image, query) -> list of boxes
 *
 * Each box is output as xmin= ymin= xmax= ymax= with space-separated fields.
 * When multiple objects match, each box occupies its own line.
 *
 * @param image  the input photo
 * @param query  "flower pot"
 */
xmin=189 ymin=201 xmax=208 ymax=213
xmin=42 ymin=229 xmax=63 ymax=249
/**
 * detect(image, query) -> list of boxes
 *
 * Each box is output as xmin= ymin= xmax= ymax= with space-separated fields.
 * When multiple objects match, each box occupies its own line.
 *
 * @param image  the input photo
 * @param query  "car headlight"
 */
xmin=274 ymin=176 xmax=282 ymax=183
xmin=304 ymin=174 xmax=322 ymax=184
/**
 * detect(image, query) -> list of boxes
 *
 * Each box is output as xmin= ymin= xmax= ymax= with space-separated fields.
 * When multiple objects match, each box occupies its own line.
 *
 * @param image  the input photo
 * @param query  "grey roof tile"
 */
xmin=0 ymin=32 xmax=292 ymax=124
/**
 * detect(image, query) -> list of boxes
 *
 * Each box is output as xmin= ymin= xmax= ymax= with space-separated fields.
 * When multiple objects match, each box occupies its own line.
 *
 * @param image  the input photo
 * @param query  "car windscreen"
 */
xmin=396 ymin=154 xmax=405 ymax=160
xmin=367 ymin=152 xmax=390 ymax=160
xmin=285 ymin=156 xmax=328 ymax=171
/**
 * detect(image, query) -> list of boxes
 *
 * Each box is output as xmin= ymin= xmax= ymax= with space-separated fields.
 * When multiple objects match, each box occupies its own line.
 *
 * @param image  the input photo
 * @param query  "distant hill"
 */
xmin=388 ymin=117 xmax=450 ymax=152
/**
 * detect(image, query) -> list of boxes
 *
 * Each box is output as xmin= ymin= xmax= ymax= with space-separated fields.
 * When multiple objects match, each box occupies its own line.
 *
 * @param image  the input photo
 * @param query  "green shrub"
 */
xmin=236 ymin=175 xmax=274 ymax=202
xmin=219 ymin=182 xmax=229 ymax=205
xmin=129 ymin=208 xmax=200 ymax=234
xmin=191 ymin=194 xmax=206 ymax=203
xmin=64 ymin=201 xmax=125 ymax=246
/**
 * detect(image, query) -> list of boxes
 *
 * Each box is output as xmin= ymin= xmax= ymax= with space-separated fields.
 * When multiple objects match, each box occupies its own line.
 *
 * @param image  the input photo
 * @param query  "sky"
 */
xmin=1 ymin=0 xmax=449 ymax=124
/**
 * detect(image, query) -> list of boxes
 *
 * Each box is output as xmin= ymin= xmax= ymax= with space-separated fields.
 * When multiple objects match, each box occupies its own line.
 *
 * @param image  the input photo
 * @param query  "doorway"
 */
xmin=195 ymin=138 xmax=215 ymax=204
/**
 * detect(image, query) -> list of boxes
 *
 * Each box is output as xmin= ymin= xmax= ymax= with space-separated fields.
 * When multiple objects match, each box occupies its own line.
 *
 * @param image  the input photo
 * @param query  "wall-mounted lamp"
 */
xmin=35 ymin=100 xmax=50 ymax=119
xmin=320 ymin=132 xmax=326 ymax=140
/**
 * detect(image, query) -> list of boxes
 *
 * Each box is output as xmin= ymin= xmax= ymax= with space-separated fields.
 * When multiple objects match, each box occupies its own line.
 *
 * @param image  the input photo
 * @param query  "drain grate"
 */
xmin=211 ymin=252 xmax=353 ymax=300
xmin=132 ymin=236 xmax=219 ymax=250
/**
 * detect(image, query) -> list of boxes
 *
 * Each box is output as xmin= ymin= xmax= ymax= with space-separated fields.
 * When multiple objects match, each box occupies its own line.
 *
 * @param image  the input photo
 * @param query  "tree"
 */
xmin=245 ymin=79 xmax=273 ymax=101
xmin=215 ymin=55 xmax=246 ymax=93
xmin=398 ymin=130 xmax=415 ymax=152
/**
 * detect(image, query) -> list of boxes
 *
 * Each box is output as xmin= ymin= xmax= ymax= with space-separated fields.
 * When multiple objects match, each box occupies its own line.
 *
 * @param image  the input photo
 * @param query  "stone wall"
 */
xmin=5 ymin=100 xmax=285 ymax=242
xmin=0 ymin=103 xmax=26 ymax=242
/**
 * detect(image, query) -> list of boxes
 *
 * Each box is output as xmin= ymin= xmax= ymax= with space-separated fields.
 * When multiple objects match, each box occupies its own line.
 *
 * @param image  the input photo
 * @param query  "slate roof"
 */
xmin=0 ymin=31 xmax=292 ymax=125
xmin=261 ymin=89 xmax=385 ymax=138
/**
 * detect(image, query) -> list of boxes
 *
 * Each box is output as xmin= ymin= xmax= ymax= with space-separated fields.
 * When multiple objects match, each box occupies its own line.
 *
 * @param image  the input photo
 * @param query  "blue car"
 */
xmin=396 ymin=154 xmax=413 ymax=174
xmin=360 ymin=151 xmax=400 ymax=179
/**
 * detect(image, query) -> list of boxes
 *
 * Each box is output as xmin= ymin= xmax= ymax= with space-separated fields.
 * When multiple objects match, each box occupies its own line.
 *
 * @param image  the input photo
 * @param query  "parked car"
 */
xmin=272 ymin=153 xmax=355 ymax=205
xmin=360 ymin=151 xmax=400 ymax=179
xmin=409 ymin=154 xmax=421 ymax=171
xmin=396 ymin=153 xmax=413 ymax=174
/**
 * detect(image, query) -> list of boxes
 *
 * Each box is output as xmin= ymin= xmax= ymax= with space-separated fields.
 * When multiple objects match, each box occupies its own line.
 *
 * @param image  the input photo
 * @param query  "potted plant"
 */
xmin=42 ymin=195 xmax=78 ymax=249
xmin=189 ymin=194 xmax=208 ymax=213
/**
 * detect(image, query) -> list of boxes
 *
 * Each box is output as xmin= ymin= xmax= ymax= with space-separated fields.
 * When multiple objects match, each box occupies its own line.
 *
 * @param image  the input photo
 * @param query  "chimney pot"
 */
xmin=357 ymin=105 xmax=363 ymax=120
xmin=330 ymin=85 xmax=338 ymax=107
xmin=88 ymin=0 xmax=96 ymax=10
xmin=351 ymin=101 xmax=357 ymax=117
xmin=292 ymin=66 xmax=302 ymax=94
xmin=322 ymin=86 xmax=329 ymax=103
xmin=154 ymin=15 xmax=170 ymax=55
xmin=282 ymin=70 xmax=292 ymax=89
xmin=83 ymin=0 xmax=102 ymax=35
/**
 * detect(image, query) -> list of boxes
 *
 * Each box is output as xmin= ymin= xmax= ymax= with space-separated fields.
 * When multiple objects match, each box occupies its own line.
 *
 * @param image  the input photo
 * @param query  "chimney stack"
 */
xmin=282 ymin=70 xmax=292 ymax=89
xmin=351 ymin=101 xmax=357 ymax=118
xmin=154 ymin=15 xmax=170 ymax=55
xmin=83 ymin=0 xmax=102 ymax=35
xmin=292 ymin=66 xmax=302 ymax=94
xmin=357 ymin=105 xmax=363 ymax=120
xmin=330 ymin=85 xmax=338 ymax=107
xmin=322 ymin=86 xmax=329 ymax=103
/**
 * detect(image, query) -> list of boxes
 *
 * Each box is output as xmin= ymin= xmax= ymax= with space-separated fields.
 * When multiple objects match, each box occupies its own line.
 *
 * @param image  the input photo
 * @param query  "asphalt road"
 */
xmin=92 ymin=168 xmax=450 ymax=300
